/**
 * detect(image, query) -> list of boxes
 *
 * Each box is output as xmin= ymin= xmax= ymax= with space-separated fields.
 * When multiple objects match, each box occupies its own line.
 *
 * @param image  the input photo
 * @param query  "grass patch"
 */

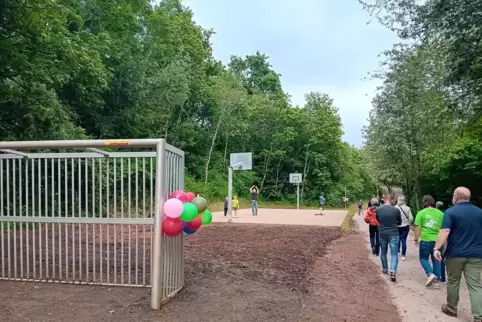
xmin=341 ymin=202 xmax=359 ymax=233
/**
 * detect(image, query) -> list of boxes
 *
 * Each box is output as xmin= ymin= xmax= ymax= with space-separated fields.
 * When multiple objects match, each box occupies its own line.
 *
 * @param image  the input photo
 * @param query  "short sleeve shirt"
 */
xmin=442 ymin=202 xmax=482 ymax=259
xmin=414 ymin=208 xmax=444 ymax=242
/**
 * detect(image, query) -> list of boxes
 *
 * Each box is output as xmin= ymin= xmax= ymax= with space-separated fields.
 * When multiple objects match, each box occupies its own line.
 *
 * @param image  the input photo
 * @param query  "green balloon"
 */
xmin=180 ymin=203 xmax=198 ymax=222
xmin=192 ymin=197 xmax=208 ymax=213
xmin=201 ymin=210 xmax=213 ymax=225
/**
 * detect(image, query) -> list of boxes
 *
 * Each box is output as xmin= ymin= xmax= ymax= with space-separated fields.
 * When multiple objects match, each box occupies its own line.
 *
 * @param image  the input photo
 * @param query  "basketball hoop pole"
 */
xmin=227 ymin=162 xmax=242 ymax=223
xmin=296 ymin=183 xmax=300 ymax=210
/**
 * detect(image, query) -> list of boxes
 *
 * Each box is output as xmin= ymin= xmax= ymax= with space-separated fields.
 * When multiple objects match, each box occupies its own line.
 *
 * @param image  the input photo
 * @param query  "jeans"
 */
xmin=224 ymin=208 xmax=228 ymax=216
xmin=251 ymin=200 xmax=258 ymax=216
xmin=380 ymin=234 xmax=400 ymax=273
xmin=369 ymin=225 xmax=380 ymax=254
xmin=445 ymin=258 xmax=482 ymax=319
xmin=398 ymin=225 xmax=410 ymax=256
xmin=419 ymin=241 xmax=441 ymax=280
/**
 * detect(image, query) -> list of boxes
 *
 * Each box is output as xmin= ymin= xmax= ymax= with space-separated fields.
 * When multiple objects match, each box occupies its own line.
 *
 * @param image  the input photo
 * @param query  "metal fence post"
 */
xmin=151 ymin=139 xmax=166 ymax=310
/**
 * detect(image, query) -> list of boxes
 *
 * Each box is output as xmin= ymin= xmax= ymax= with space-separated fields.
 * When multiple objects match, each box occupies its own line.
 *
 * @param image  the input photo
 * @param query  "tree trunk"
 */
xmin=223 ymin=135 xmax=229 ymax=166
xmin=164 ymin=114 xmax=170 ymax=140
xmin=275 ymin=158 xmax=282 ymax=197
xmin=259 ymin=144 xmax=273 ymax=192
xmin=275 ymin=158 xmax=282 ymax=187
xmin=301 ymin=163 xmax=310 ymax=202
xmin=204 ymin=115 xmax=224 ymax=187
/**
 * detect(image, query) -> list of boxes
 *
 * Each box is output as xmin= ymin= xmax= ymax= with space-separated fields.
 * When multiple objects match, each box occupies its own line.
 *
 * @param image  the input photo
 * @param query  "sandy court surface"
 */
xmin=354 ymin=214 xmax=474 ymax=322
xmin=212 ymin=208 xmax=347 ymax=226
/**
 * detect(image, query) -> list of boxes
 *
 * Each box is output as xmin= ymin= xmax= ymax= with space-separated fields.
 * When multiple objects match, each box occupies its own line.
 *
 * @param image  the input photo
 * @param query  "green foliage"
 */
xmin=0 ymin=0 xmax=374 ymax=207
xmin=360 ymin=0 xmax=482 ymax=208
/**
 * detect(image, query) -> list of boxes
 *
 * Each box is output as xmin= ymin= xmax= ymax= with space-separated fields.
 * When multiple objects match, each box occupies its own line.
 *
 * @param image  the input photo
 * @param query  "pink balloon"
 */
xmin=168 ymin=190 xmax=188 ymax=203
xmin=164 ymin=198 xmax=184 ymax=218
xmin=185 ymin=192 xmax=195 ymax=202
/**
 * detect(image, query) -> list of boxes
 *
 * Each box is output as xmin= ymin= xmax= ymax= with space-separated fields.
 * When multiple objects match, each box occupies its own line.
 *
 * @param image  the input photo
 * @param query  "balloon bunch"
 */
xmin=162 ymin=190 xmax=213 ymax=237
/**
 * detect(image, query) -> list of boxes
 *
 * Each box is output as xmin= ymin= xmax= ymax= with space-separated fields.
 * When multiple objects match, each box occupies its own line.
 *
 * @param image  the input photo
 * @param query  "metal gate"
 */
xmin=0 ymin=139 xmax=184 ymax=309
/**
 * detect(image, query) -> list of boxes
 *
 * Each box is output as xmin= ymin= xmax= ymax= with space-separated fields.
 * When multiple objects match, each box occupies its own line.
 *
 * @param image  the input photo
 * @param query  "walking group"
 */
xmin=364 ymin=187 xmax=482 ymax=322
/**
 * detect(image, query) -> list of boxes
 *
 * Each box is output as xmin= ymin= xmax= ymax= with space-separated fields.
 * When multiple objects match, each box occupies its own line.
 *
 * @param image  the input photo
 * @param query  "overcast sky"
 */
xmin=183 ymin=0 xmax=398 ymax=146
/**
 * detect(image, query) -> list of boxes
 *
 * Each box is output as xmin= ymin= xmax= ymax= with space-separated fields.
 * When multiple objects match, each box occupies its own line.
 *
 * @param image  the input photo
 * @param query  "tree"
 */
xmin=0 ymin=0 xmax=373 ymax=206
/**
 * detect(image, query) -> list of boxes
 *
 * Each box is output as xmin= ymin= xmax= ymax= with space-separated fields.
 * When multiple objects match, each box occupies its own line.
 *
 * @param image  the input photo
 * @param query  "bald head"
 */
xmin=453 ymin=187 xmax=471 ymax=204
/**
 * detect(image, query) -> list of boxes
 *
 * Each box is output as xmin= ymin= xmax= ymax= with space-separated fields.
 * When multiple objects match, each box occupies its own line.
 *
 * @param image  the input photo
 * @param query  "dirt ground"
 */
xmin=0 ymin=223 xmax=400 ymax=322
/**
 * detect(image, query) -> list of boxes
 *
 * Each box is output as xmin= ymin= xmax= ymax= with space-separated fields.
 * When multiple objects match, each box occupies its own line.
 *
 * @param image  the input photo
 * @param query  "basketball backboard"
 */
xmin=230 ymin=152 xmax=252 ymax=170
xmin=289 ymin=173 xmax=302 ymax=184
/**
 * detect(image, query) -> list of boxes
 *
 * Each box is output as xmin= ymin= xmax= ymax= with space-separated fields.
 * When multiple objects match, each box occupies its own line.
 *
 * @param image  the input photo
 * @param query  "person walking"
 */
xmin=414 ymin=195 xmax=444 ymax=288
xmin=364 ymin=198 xmax=380 ymax=256
xmin=368 ymin=195 xmax=376 ymax=207
xmin=223 ymin=197 xmax=228 ymax=216
xmin=250 ymin=186 xmax=260 ymax=216
xmin=376 ymin=194 xmax=401 ymax=282
xmin=434 ymin=187 xmax=482 ymax=321
xmin=232 ymin=196 xmax=239 ymax=217
xmin=319 ymin=193 xmax=326 ymax=212
xmin=396 ymin=195 xmax=413 ymax=261
xmin=357 ymin=200 xmax=363 ymax=215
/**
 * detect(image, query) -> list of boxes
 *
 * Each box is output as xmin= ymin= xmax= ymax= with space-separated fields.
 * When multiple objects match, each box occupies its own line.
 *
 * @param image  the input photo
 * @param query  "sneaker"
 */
xmin=441 ymin=304 xmax=457 ymax=317
xmin=426 ymin=274 xmax=437 ymax=287
xmin=401 ymin=256 xmax=406 ymax=261
xmin=390 ymin=272 xmax=397 ymax=282
xmin=382 ymin=269 xmax=388 ymax=275
xmin=434 ymin=282 xmax=441 ymax=289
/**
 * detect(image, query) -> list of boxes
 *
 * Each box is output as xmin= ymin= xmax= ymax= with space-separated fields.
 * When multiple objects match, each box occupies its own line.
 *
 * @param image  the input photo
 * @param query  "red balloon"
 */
xmin=186 ymin=215 xmax=202 ymax=230
xmin=168 ymin=190 xmax=188 ymax=203
xmin=185 ymin=192 xmax=195 ymax=202
xmin=162 ymin=217 xmax=183 ymax=237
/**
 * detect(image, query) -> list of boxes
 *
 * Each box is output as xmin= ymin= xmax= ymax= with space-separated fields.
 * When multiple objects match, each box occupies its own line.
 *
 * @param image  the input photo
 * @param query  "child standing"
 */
xmin=224 ymin=197 xmax=228 ymax=216
xmin=232 ymin=196 xmax=239 ymax=217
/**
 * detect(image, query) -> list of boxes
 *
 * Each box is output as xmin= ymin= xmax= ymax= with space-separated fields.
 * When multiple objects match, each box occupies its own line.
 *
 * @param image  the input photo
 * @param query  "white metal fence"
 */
xmin=0 ymin=139 xmax=184 ymax=309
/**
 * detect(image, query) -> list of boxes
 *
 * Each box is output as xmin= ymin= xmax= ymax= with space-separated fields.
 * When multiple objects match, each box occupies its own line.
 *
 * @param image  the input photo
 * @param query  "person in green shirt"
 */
xmin=414 ymin=195 xmax=445 ymax=288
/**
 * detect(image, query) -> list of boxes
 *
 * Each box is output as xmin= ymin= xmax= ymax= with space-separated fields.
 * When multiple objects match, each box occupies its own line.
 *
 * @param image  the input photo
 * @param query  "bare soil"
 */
xmin=0 ymin=223 xmax=400 ymax=322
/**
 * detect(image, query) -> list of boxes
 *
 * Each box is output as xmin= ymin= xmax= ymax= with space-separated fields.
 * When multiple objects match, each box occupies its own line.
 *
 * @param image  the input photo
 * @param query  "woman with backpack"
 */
xmin=396 ymin=195 xmax=413 ymax=261
xmin=364 ymin=198 xmax=381 ymax=256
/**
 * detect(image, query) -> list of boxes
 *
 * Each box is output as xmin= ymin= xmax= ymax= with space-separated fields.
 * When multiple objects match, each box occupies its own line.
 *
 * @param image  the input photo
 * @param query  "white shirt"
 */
xmin=397 ymin=204 xmax=413 ymax=227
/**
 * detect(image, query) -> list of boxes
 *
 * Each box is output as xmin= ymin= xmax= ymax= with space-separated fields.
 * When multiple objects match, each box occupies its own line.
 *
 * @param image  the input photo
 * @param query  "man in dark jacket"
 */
xmin=434 ymin=187 xmax=482 ymax=321
xmin=376 ymin=194 xmax=402 ymax=282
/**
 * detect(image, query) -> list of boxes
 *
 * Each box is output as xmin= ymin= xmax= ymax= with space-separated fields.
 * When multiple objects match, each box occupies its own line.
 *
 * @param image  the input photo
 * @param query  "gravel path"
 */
xmin=354 ymin=214 xmax=474 ymax=322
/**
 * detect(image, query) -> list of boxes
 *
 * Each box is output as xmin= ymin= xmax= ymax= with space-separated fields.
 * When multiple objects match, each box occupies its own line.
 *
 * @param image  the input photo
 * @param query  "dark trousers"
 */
xmin=398 ymin=225 xmax=410 ymax=256
xmin=224 ymin=208 xmax=228 ymax=216
xmin=369 ymin=225 xmax=380 ymax=254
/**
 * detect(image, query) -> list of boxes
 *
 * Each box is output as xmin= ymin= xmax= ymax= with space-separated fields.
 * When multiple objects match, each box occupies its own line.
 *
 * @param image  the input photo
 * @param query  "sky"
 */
xmin=183 ymin=0 xmax=398 ymax=147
